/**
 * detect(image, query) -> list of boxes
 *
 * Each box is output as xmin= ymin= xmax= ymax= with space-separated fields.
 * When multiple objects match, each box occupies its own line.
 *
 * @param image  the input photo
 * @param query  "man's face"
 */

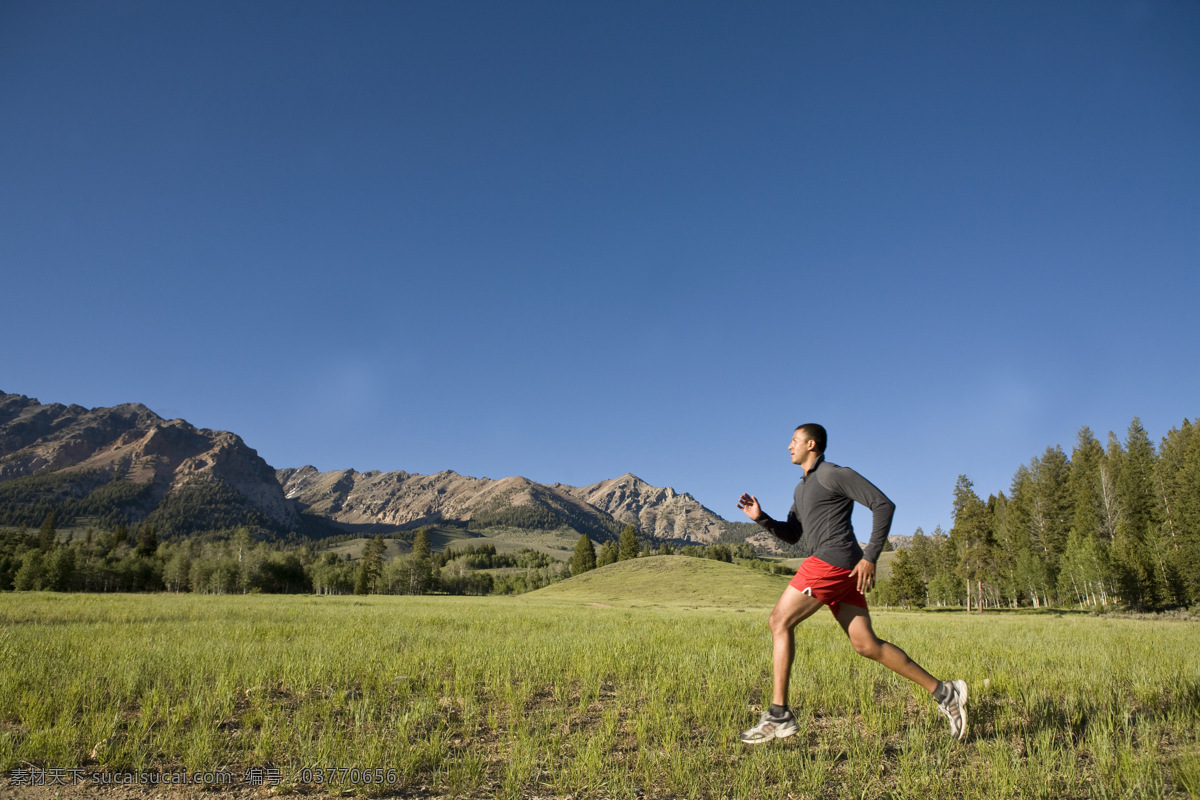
xmin=789 ymin=430 xmax=813 ymax=465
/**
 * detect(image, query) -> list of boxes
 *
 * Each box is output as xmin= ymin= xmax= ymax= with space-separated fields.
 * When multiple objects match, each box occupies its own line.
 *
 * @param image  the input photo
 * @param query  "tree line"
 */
xmin=0 ymin=521 xmax=563 ymax=597
xmin=1 ymin=519 xmax=788 ymax=597
xmin=873 ymin=417 xmax=1200 ymax=612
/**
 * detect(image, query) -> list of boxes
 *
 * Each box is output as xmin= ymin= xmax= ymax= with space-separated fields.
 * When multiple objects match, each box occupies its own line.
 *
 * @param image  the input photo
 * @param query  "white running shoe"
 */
xmin=740 ymin=709 xmax=799 ymax=744
xmin=937 ymin=680 xmax=968 ymax=741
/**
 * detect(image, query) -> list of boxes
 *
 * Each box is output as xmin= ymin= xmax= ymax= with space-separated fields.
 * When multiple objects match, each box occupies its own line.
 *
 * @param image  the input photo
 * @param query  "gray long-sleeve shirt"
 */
xmin=755 ymin=455 xmax=895 ymax=569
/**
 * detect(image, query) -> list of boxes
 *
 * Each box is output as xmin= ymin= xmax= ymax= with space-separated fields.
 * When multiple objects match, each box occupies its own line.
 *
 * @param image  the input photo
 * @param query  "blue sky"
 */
xmin=2 ymin=1 xmax=1197 ymax=540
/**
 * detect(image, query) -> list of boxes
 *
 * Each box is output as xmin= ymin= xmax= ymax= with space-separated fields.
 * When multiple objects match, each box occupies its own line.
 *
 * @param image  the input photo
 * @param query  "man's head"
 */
xmin=791 ymin=423 xmax=827 ymax=464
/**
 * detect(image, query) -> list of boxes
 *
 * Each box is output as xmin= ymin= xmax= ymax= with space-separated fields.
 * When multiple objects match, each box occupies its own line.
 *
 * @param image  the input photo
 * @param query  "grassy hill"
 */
xmin=457 ymin=526 xmax=580 ymax=559
xmin=322 ymin=525 xmax=580 ymax=561
xmin=321 ymin=525 xmax=481 ymax=560
xmin=527 ymin=555 xmax=791 ymax=608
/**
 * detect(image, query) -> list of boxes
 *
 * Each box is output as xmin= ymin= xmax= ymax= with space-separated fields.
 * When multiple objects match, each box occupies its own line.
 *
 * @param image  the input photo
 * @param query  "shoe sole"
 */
xmin=951 ymin=680 xmax=968 ymax=741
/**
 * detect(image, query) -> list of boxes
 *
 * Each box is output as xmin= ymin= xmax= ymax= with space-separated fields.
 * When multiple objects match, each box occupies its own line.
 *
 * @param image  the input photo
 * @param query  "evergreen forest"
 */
xmin=873 ymin=417 xmax=1200 ymax=612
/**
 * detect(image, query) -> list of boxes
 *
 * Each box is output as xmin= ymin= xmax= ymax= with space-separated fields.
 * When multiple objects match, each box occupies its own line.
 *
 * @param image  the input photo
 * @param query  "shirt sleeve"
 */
xmin=756 ymin=504 xmax=802 ymax=545
xmin=821 ymin=467 xmax=895 ymax=563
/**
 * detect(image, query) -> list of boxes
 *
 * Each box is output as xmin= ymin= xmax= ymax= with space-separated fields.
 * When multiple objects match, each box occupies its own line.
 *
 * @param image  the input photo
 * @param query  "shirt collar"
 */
xmin=801 ymin=454 xmax=825 ymax=480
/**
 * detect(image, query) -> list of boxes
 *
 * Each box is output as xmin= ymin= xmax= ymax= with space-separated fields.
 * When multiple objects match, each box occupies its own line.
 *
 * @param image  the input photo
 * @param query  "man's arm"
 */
xmin=738 ymin=493 xmax=802 ymax=545
xmin=821 ymin=467 xmax=895 ymax=563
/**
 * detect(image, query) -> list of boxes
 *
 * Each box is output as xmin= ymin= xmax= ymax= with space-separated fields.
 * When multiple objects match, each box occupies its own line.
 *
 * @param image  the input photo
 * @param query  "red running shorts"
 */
xmin=788 ymin=556 xmax=868 ymax=615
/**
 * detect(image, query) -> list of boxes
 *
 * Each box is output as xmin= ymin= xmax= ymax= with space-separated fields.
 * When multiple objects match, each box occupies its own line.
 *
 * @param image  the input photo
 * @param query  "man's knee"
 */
xmin=769 ymin=601 xmax=808 ymax=636
xmin=768 ymin=607 xmax=791 ymax=636
xmin=770 ymin=587 xmax=822 ymax=635
xmin=851 ymin=635 xmax=884 ymax=660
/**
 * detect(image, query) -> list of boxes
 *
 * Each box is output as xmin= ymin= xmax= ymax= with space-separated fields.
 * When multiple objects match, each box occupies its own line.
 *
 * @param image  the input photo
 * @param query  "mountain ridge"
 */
xmin=275 ymin=465 xmax=739 ymax=545
xmin=0 ymin=390 xmax=778 ymax=549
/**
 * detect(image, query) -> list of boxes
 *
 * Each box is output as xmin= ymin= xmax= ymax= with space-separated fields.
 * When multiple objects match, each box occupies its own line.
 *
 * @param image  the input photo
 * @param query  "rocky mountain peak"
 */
xmin=2 ymin=390 xmax=758 ymax=549
xmin=0 ymin=391 xmax=299 ymax=532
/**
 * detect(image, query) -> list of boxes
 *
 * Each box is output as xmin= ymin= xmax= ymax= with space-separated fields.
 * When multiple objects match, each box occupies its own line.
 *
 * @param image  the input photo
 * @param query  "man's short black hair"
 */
xmin=795 ymin=423 xmax=827 ymax=454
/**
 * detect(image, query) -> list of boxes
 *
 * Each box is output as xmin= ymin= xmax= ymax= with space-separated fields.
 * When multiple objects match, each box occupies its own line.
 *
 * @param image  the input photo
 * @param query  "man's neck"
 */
xmin=799 ymin=453 xmax=821 ymax=476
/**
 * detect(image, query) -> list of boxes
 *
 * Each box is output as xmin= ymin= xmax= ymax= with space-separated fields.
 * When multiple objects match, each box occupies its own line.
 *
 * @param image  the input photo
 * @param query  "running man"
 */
xmin=737 ymin=423 xmax=968 ymax=743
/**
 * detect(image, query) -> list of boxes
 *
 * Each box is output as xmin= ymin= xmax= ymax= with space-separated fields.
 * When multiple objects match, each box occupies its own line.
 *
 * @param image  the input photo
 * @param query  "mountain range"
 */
xmin=0 ymin=391 xmax=773 ymax=549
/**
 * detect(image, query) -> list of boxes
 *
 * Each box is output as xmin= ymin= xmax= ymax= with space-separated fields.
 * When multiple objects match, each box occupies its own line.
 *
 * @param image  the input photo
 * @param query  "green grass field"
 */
xmin=2 ymin=556 xmax=1198 ymax=799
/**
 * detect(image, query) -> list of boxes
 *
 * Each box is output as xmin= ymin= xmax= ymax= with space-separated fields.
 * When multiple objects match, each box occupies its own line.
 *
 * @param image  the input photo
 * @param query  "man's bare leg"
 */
xmin=741 ymin=585 xmax=826 ymax=744
xmin=835 ymin=603 xmax=969 ymax=739
xmin=769 ymin=585 xmax=826 ymax=706
xmin=833 ymin=603 xmax=938 ymax=692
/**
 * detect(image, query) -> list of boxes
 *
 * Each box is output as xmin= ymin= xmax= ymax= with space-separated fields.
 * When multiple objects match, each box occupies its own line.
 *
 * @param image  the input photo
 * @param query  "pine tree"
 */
xmin=136 ymin=525 xmax=159 ymax=559
xmin=1167 ymin=419 xmax=1200 ymax=605
xmin=1154 ymin=419 xmax=1197 ymax=605
xmin=1031 ymin=445 xmax=1072 ymax=563
xmin=997 ymin=446 xmax=1072 ymax=606
xmin=1069 ymin=427 xmax=1106 ymax=543
xmin=907 ymin=527 xmax=935 ymax=601
xmin=597 ymin=540 xmax=618 ymax=567
xmin=924 ymin=525 xmax=961 ymax=606
xmin=411 ymin=528 xmax=431 ymax=560
xmin=406 ymin=528 xmax=433 ymax=594
xmin=617 ymin=525 xmax=639 ymax=561
xmin=949 ymin=475 xmax=995 ymax=612
xmin=1062 ymin=427 xmax=1114 ymax=606
xmin=360 ymin=535 xmax=386 ymax=593
xmin=570 ymin=535 xmax=596 ymax=576
xmin=38 ymin=512 xmax=57 ymax=553
xmin=890 ymin=548 xmax=926 ymax=608
xmin=1097 ymin=435 xmax=1122 ymax=545
xmin=1112 ymin=418 xmax=1163 ymax=608
xmin=990 ymin=489 xmax=1022 ymax=605
xmin=1184 ymin=420 xmax=1200 ymax=604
